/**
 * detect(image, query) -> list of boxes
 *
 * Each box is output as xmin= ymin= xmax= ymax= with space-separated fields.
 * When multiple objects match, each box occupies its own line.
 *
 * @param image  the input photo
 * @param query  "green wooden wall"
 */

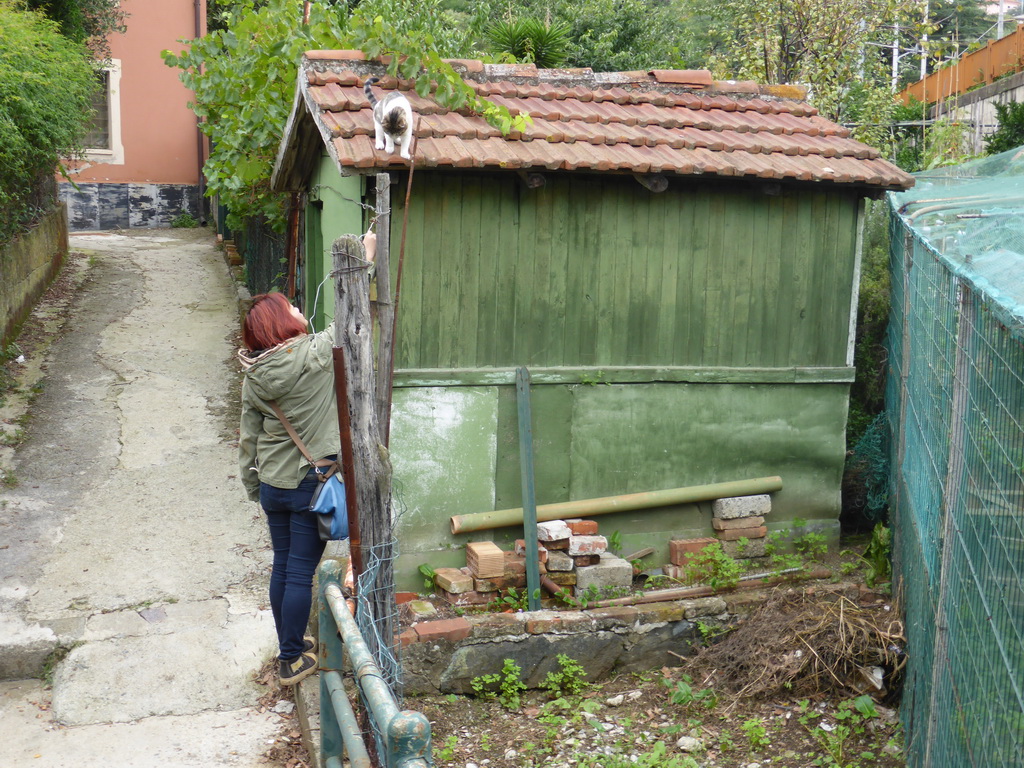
xmin=306 ymin=167 xmax=865 ymax=591
xmin=390 ymin=172 xmax=861 ymax=371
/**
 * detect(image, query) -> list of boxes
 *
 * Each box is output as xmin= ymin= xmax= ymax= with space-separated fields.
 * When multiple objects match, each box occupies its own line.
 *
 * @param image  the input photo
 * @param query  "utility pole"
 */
xmin=998 ymin=0 xmax=1006 ymax=38
xmin=920 ymin=0 xmax=929 ymax=81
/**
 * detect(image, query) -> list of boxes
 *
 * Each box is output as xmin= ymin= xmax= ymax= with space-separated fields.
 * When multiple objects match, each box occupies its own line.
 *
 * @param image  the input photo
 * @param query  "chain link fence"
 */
xmin=887 ymin=148 xmax=1024 ymax=767
xmin=236 ymin=216 xmax=287 ymax=297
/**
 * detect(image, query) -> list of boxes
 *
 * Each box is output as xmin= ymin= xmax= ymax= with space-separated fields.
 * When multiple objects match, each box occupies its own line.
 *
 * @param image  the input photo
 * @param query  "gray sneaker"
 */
xmin=279 ymin=652 xmax=318 ymax=685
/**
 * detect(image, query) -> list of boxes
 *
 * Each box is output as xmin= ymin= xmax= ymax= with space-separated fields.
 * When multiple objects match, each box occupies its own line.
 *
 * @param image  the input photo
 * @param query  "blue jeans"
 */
xmin=260 ymin=467 xmax=328 ymax=661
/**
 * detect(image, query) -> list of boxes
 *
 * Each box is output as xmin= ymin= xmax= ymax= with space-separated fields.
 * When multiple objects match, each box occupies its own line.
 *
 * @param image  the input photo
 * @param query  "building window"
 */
xmin=85 ymin=70 xmax=111 ymax=149
xmin=83 ymin=59 xmax=123 ymax=164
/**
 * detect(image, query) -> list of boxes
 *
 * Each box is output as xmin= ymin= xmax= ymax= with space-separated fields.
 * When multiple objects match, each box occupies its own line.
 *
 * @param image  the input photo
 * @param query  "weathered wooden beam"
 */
xmin=331 ymin=234 xmax=396 ymax=669
xmin=633 ymin=173 xmax=668 ymax=193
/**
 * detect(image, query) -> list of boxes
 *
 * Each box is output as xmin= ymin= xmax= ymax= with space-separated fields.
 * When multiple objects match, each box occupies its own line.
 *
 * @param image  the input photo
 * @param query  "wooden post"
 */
xmin=331 ymin=234 xmax=396 ymax=676
xmin=373 ymin=174 xmax=395 ymax=444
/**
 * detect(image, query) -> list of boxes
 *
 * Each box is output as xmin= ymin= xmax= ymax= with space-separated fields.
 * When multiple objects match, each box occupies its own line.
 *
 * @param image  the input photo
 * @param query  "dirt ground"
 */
xmin=410 ymin=580 xmax=905 ymax=768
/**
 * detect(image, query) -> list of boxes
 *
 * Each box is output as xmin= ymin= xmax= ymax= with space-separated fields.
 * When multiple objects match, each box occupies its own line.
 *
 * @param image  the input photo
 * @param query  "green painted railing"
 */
xmin=318 ymin=559 xmax=431 ymax=768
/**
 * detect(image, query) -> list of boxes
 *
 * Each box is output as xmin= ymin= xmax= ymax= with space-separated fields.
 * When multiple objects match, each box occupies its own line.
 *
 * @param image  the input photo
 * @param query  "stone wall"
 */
xmin=1 ymin=206 xmax=68 ymax=347
xmin=930 ymin=70 xmax=1024 ymax=154
xmin=400 ymin=596 xmax=732 ymax=695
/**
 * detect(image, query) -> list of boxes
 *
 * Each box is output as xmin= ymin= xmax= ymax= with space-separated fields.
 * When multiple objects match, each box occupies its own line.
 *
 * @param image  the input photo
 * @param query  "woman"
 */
xmin=238 ymin=292 xmax=339 ymax=685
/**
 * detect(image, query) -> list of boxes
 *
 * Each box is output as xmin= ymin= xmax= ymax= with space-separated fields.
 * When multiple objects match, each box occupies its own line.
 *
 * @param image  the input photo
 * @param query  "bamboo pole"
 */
xmin=450 ymin=476 xmax=783 ymax=534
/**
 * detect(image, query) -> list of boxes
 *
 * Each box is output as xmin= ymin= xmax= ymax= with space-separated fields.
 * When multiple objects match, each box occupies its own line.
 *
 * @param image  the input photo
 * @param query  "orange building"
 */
xmin=60 ymin=0 xmax=206 ymax=230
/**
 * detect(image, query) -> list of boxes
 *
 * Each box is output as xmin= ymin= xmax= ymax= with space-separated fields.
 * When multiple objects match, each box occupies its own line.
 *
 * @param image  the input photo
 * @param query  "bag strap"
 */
xmin=267 ymin=400 xmax=338 ymax=480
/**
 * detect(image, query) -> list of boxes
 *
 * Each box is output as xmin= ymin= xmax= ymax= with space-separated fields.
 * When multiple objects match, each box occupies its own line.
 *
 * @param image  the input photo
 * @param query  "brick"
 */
xmin=573 ymin=554 xmax=601 ymax=567
xmin=435 ymin=568 xmax=474 ymax=594
xmin=401 ymin=599 xmax=438 ymax=622
xmin=413 ymin=617 xmax=472 ymax=643
xmin=545 ymin=550 xmax=574 ymax=572
xmin=722 ymin=537 xmax=768 ymax=558
xmin=514 ymin=540 xmax=549 ymax=563
xmin=466 ymin=613 xmax=526 ymax=638
xmin=669 ymin=537 xmax=717 ymax=566
xmin=712 ymin=494 xmax=772 ymax=520
xmin=526 ymin=611 xmax=592 ymax=634
xmin=575 ymin=554 xmax=633 ymax=597
xmin=544 ymin=537 xmax=571 ymax=551
xmin=536 ymin=520 xmax=571 ymax=541
xmin=503 ymin=551 xmax=526 ymax=575
xmin=663 ymin=564 xmax=688 ymax=581
xmin=474 ymin=575 xmax=521 ymax=592
xmin=568 ymin=535 xmax=608 ymax=556
xmin=442 ymin=590 xmax=492 ymax=607
xmin=716 ymin=526 xmax=767 ymax=541
xmin=565 ymin=519 xmax=599 ymax=535
xmin=547 ymin=570 xmax=578 ymax=587
xmin=633 ymin=602 xmax=686 ymax=623
xmin=399 ymin=628 xmax=419 ymax=647
xmin=681 ymin=597 xmax=728 ymax=619
xmin=466 ymin=541 xmax=506 ymax=578
xmin=712 ymin=515 xmax=765 ymax=531
xmin=588 ymin=605 xmax=639 ymax=629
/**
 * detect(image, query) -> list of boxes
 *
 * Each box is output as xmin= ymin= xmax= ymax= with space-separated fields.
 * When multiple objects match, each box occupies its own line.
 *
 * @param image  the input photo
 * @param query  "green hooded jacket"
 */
xmin=238 ymin=325 xmax=340 ymax=502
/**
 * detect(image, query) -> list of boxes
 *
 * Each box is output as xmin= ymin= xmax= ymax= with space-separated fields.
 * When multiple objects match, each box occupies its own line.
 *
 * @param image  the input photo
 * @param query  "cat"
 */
xmin=363 ymin=77 xmax=414 ymax=160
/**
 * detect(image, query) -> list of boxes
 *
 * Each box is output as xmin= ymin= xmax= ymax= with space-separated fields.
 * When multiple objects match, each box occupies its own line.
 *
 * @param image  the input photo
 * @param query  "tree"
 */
xmin=25 ymin=0 xmax=126 ymax=61
xmin=163 ymin=0 xmax=525 ymax=229
xmin=984 ymin=101 xmax=1024 ymax=155
xmin=0 ymin=0 xmax=96 ymax=243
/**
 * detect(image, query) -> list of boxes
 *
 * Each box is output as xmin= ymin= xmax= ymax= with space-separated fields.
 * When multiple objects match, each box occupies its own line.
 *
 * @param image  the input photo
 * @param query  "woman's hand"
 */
xmin=363 ymin=232 xmax=377 ymax=264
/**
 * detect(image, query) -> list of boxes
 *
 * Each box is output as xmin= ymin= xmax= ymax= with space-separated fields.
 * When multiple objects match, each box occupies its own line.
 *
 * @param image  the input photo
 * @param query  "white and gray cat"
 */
xmin=364 ymin=77 xmax=414 ymax=160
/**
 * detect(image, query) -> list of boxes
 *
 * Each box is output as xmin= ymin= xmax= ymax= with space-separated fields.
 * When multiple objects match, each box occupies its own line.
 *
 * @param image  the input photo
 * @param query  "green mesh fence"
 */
xmin=887 ymin=147 xmax=1024 ymax=767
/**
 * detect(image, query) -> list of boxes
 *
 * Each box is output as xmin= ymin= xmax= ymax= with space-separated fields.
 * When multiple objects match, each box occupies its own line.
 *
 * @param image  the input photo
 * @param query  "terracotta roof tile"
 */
xmin=292 ymin=55 xmax=914 ymax=190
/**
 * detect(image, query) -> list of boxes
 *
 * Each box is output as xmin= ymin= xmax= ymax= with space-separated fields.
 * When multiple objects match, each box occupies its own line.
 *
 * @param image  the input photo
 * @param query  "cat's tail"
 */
xmin=363 ymin=76 xmax=379 ymax=107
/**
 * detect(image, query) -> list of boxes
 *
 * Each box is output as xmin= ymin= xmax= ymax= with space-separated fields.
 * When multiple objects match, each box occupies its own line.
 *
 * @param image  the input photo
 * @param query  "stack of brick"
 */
xmin=711 ymin=493 xmax=771 ymax=557
xmin=665 ymin=494 xmax=774 ymax=578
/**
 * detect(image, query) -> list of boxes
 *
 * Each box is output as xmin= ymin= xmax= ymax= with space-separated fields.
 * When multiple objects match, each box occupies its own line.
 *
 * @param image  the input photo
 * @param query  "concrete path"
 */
xmin=0 ymin=230 xmax=283 ymax=766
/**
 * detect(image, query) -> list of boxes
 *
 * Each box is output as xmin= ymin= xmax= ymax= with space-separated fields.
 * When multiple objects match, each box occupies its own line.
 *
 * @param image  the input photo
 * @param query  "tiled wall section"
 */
xmin=59 ymin=183 xmax=202 ymax=231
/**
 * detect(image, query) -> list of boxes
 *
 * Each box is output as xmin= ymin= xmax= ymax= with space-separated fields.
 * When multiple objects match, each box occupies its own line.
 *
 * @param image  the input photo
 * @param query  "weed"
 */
xmin=1 ymin=468 xmax=17 ymax=489
xmin=607 ymin=529 xmax=622 ymax=553
xmin=418 ymin=563 xmax=436 ymax=592
xmin=488 ymin=586 xmax=536 ymax=612
xmin=575 ymin=740 xmax=700 ymax=767
xmin=434 ymin=733 xmax=458 ymax=761
xmin=542 ymin=653 xmax=590 ymax=698
xmin=470 ymin=658 xmax=526 ymax=710
xmin=740 ymin=717 xmax=770 ymax=750
xmin=478 ymin=732 xmax=491 ymax=752
xmin=862 ymin=523 xmax=891 ymax=590
xmin=664 ymin=674 xmax=717 ymax=710
xmin=802 ymin=695 xmax=880 ymax=767
xmin=683 ymin=542 xmax=742 ymax=589
xmin=170 ymin=212 xmax=199 ymax=228
xmin=695 ymin=619 xmax=731 ymax=646
xmin=40 ymin=643 xmax=80 ymax=685
xmin=717 ymin=728 xmax=735 ymax=752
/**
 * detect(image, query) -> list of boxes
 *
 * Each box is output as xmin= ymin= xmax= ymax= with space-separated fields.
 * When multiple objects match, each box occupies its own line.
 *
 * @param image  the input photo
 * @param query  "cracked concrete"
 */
xmin=0 ymin=230 xmax=281 ymax=766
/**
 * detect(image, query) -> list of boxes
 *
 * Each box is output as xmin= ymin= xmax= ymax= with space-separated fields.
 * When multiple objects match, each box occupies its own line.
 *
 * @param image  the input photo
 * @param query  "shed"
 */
xmin=272 ymin=52 xmax=914 ymax=589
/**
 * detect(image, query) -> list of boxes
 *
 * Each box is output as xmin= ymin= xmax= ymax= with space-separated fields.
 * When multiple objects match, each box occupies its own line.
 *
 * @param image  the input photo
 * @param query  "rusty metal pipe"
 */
xmin=450 ymin=477 xmax=783 ymax=534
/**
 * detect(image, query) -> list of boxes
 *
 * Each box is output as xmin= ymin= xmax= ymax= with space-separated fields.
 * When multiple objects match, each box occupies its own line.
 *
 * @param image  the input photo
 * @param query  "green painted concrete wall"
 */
xmin=305 ymin=167 xmax=863 ymax=591
xmin=389 ymin=380 xmax=849 ymax=591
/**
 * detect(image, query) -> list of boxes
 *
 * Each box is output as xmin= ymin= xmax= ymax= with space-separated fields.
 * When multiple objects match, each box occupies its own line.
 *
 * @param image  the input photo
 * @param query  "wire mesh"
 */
xmin=237 ymin=216 xmax=287 ymax=296
xmin=887 ymin=149 xmax=1024 ymax=767
xmin=354 ymin=535 xmax=402 ymax=761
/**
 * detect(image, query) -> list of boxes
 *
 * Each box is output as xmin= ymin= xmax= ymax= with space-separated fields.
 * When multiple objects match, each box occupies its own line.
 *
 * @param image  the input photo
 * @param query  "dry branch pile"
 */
xmin=685 ymin=589 xmax=906 ymax=700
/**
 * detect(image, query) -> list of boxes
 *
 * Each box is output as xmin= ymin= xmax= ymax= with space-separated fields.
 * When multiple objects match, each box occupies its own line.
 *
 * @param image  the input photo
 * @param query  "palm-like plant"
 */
xmin=486 ymin=17 xmax=570 ymax=69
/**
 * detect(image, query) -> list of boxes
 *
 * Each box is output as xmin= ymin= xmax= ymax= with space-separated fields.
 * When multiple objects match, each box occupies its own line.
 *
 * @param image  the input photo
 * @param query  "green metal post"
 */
xmin=318 ymin=559 xmax=346 ymax=761
xmin=324 ymin=583 xmax=432 ymax=767
xmin=516 ymin=367 xmax=542 ymax=612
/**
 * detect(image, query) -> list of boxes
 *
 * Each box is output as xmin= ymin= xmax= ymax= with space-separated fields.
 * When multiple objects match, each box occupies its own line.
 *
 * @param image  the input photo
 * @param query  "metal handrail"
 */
xmin=318 ymin=558 xmax=431 ymax=768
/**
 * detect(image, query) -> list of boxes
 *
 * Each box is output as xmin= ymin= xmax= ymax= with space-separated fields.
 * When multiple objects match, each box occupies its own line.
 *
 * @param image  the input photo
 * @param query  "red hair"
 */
xmin=242 ymin=293 xmax=307 ymax=351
